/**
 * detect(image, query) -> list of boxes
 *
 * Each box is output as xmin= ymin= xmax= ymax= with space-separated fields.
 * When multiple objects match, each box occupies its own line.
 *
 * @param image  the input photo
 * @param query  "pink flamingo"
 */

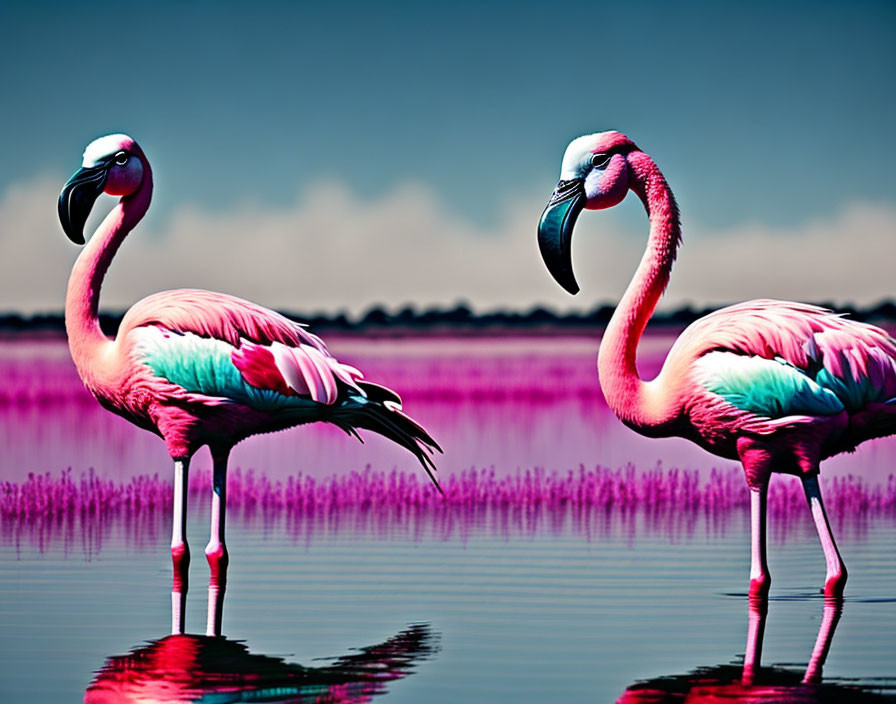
xmin=537 ymin=131 xmax=896 ymax=599
xmin=58 ymin=134 xmax=440 ymax=634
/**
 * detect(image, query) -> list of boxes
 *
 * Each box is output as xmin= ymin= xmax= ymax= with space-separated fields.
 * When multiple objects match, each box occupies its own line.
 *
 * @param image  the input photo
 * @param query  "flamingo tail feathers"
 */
xmin=329 ymin=393 xmax=443 ymax=494
xmin=355 ymin=381 xmax=403 ymax=407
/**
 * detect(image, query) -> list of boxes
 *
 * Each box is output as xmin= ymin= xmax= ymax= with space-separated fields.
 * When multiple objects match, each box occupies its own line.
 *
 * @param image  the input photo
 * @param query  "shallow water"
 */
xmin=3 ymin=509 xmax=896 ymax=702
xmin=2 ymin=335 xmax=895 ymax=703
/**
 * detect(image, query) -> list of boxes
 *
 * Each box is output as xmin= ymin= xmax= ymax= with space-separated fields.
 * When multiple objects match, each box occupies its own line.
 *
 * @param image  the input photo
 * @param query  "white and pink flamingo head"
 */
xmin=58 ymin=133 xmax=147 ymax=244
xmin=537 ymin=131 xmax=640 ymax=294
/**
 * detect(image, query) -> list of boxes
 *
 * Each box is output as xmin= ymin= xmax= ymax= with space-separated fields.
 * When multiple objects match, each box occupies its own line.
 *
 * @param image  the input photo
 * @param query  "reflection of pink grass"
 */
xmin=7 ymin=338 xmax=896 ymax=487
xmin=0 ymin=337 xmax=609 ymax=405
xmin=3 ymin=466 xmax=894 ymax=555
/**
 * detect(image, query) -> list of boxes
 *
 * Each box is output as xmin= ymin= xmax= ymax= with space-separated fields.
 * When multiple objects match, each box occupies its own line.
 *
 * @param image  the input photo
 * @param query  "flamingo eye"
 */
xmin=590 ymin=153 xmax=611 ymax=168
xmin=113 ymin=151 xmax=129 ymax=166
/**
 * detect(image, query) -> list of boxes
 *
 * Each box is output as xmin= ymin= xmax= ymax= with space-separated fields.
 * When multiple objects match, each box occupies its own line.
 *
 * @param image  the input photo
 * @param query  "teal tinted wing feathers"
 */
xmin=132 ymin=326 xmax=308 ymax=410
xmin=696 ymin=351 xmax=845 ymax=418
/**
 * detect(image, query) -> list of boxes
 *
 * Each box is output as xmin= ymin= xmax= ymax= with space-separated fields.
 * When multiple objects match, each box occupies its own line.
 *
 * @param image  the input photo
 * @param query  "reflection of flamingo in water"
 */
xmin=537 ymin=131 xmax=896 ymax=598
xmin=57 ymin=134 xmax=441 ymax=634
xmin=616 ymin=600 xmax=895 ymax=703
xmin=83 ymin=623 xmax=436 ymax=704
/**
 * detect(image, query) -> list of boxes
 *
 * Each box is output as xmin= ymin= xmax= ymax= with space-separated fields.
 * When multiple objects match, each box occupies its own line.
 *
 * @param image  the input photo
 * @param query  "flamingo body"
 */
xmin=537 ymin=131 xmax=895 ymax=597
xmin=663 ymin=299 xmax=896 ymax=469
xmin=57 ymin=134 xmax=439 ymax=633
xmin=103 ymin=288 xmax=411 ymax=459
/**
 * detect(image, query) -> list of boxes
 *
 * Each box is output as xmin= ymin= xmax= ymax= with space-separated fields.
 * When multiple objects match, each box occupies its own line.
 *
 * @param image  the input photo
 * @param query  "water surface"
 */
xmin=2 ymin=335 xmax=894 ymax=702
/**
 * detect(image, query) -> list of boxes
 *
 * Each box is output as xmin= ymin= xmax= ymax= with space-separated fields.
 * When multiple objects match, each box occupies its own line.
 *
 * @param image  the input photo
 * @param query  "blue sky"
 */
xmin=1 ymin=0 xmax=894 ymax=315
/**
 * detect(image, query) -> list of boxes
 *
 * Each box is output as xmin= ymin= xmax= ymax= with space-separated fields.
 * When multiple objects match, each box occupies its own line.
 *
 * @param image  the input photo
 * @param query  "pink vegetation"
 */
xmin=4 ymin=465 xmax=895 ymax=517
xmin=3 ymin=466 xmax=893 ymax=550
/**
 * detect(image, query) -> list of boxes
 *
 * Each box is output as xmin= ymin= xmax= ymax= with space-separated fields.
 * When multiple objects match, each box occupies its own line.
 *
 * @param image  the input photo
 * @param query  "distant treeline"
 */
xmin=4 ymin=301 xmax=896 ymax=336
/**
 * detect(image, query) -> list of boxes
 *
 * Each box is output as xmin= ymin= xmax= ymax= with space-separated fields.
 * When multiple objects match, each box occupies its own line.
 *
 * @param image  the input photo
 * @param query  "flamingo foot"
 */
xmin=823 ymin=568 xmax=847 ymax=599
xmin=171 ymin=542 xmax=191 ymax=634
xmin=749 ymin=573 xmax=771 ymax=601
xmin=205 ymin=543 xmax=229 ymax=636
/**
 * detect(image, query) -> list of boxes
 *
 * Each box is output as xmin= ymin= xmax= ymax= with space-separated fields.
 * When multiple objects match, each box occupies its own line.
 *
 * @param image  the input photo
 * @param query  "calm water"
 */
xmin=2 ymin=335 xmax=895 ymax=703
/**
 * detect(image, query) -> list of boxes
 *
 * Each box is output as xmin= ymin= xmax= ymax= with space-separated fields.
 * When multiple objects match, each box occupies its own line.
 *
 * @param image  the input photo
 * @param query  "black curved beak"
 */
xmin=537 ymin=178 xmax=585 ymax=295
xmin=58 ymin=165 xmax=109 ymax=245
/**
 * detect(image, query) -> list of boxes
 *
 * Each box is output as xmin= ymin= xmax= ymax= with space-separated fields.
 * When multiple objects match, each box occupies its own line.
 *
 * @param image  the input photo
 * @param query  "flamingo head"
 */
xmin=58 ymin=134 xmax=146 ymax=244
xmin=537 ymin=131 xmax=638 ymax=294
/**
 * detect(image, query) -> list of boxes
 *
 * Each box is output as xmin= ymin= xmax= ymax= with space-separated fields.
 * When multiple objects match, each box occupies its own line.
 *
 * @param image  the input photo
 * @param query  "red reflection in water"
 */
xmin=616 ymin=600 xmax=894 ymax=703
xmin=84 ymin=623 xmax=435 ymax=703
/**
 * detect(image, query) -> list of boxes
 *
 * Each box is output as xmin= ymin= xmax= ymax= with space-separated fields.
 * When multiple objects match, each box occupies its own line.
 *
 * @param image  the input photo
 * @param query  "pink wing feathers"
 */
xmin=122 ymin=289 xmax=363 ymax=406
xmin=673 ymin=300 xmax=896 ymax=370
xmin=673 ymin=299 xmax=896 ymax=412
xmin=120 ymin=289 xmax=328 ymax=351
xmin=232 ymin=340 xmax=363 ymax=405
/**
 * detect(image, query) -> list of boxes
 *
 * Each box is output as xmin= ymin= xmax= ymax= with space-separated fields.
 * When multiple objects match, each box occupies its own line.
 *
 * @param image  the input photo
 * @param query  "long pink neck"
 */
xmin=65 ymin=162 xmax=153 ymax=387
xmin=596 ymin=151 xmax=681 ymax=430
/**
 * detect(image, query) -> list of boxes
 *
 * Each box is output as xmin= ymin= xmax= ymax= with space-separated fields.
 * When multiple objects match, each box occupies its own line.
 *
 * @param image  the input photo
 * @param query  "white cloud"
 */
xmin=1 ymin=176 xmax=894 ymax=318
xmin=671 ymin=204 xmax=896 ymax=308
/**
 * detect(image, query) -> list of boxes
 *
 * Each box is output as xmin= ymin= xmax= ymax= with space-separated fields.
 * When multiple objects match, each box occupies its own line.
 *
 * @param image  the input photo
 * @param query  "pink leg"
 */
xmin=748 ymin=483 xmax=770 ymax=599
xmin=803 ymin=597 xmax=843 ymax=683
xmin=171 ymin=458 xmax=190 ymax=635
xmin=801 ymin=476 xmax=847 ymax=598
xmin=741 ymin=597 xmax=768 ymax=686
xmin=737 ymin=440 xmax=773 ymax=599
xmin=205 ymin=450 xmax=230 ymax=636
